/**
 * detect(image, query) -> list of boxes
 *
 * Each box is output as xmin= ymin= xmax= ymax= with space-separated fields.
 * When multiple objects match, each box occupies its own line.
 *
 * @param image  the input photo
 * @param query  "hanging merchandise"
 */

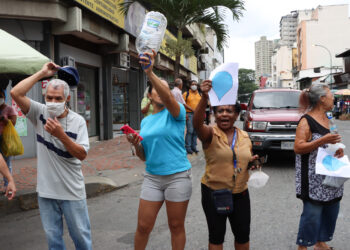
xmin=1 ymin=120 xmax=24 ymax=157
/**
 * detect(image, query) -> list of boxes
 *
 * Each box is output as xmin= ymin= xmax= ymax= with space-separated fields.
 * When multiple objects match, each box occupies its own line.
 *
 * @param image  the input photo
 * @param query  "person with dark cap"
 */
xmin=11 ymin=62 xmax=92 ymax=250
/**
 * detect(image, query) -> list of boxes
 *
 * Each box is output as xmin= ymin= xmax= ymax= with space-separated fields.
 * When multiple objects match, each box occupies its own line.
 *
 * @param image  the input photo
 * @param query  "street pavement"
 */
xmin=0 ymin=120 xmax=350 ymax=249
xmin=5 ymin=134 xmax=144 ymax=192
xmin=0 ymin=133 xmax=147 ymax=213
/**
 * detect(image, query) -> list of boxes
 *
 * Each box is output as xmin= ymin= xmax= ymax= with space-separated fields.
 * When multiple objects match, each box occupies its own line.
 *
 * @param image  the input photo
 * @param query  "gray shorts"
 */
xmin=140 ymin=169 xmax=192 ymax=202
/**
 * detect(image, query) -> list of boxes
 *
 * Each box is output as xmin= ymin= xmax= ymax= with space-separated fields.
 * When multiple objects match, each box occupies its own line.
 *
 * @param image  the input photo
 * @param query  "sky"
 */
xmin=223 ymin=0 xmax=350 ymax=70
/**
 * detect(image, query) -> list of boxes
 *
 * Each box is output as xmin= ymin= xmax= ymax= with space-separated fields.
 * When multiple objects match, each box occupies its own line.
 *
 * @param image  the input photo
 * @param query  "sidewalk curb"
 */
xmin=85 ymin=176 xmax=125 ymax=198
xmin=0 ymin=177 xmax=128 ymax=215
xmin=0 ymin=151 xmax=202 ymax=215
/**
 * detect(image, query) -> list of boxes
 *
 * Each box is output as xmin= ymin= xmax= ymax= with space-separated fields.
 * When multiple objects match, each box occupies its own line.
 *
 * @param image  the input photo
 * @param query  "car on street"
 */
xmin=238 ymin=93 xmax=251 ymax=121
xmin=243 ymin=88 xmax=302 ymax=153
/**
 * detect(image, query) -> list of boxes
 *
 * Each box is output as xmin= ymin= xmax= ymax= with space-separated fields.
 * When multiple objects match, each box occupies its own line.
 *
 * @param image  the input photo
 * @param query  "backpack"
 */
xmin=185 ymin=89 xmax=201 ymax=102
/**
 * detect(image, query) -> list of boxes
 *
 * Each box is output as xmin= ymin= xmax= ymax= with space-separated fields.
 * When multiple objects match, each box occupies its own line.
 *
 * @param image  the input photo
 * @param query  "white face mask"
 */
xmin=46 ymin=102 xmax=66 ymax=117
xmin=191 ymin=85 xmax=197 ymax=91
xmin=0 ymin=98 xmax=4 ymax=105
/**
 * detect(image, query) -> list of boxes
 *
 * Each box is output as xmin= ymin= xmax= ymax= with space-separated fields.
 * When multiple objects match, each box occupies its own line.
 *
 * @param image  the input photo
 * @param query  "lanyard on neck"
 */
xmin=230 ymin=129 xmax=237 ymax=169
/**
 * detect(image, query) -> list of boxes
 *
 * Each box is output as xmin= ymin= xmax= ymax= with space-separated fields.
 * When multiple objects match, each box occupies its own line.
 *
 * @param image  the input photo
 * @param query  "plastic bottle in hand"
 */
xmin=326 ymin=111 xmax=338 ymax=134
xmin=136 ymin=11 xmax=167 ymax=69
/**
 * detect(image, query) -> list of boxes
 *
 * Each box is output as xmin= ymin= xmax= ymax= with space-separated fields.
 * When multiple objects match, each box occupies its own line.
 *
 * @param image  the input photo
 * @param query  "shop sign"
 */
xmin=75 ymin=0 xmax=125 ymax=29
xmin=12 ymin=100 xmax=27 ymax=136
xmin=158 ymin=30 xmax=198 ymax=74
xmin=41 ymin=80 xmax=49 ymax=96
xmin=189 ymin=55 xmax=198 ymax=74
xmin=159 ymin=30 xmax=176 ymax=61
xmin=159 ymin=31 xmax=191 ymax=68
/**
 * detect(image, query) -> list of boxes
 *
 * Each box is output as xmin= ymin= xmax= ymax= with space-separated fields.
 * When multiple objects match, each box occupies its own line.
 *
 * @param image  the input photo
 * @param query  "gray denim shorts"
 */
xmin=140 ymin=169 xmax=192 ymax=202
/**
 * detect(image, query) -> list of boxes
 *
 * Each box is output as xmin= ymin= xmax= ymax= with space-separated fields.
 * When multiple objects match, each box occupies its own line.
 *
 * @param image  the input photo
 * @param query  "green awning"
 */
xmin=0 ymin=29 xmax=50 ymax=81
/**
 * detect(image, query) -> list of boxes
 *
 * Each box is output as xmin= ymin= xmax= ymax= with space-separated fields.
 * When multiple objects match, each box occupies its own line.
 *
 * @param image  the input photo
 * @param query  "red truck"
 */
xmin=243 ymin=88 xmax=302 ymax=153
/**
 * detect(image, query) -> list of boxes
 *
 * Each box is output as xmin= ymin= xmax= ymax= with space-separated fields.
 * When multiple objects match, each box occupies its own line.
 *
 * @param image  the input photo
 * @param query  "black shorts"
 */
xmin=201 ymin=183 xmax=251 ymax=245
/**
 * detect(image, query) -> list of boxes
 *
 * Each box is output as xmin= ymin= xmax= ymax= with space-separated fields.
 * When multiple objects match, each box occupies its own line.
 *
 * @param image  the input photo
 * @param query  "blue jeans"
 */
xmin=185 ymin=112 xmax=197 ymax=151
xmin=296 ymin=200 xmax=340 ymax=247
xmin=38 ymin=196 xmax=92 ymax=250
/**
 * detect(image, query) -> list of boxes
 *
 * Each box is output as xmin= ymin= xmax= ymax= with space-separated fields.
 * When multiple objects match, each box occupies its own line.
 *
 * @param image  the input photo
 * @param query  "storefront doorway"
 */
xmin=112 ymin=81 xmax=129 ymax=130
xmin=76 ymin=64 xmax=99 ymax=137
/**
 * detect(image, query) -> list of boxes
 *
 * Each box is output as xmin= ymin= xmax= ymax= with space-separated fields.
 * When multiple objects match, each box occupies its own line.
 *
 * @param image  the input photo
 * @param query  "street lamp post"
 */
xmin=313 ymin=44 xmax=333 ymax=89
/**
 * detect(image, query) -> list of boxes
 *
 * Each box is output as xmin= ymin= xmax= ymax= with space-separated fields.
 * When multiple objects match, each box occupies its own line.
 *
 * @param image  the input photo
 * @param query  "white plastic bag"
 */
xmin=247 ymin=169 xmax=269 ymax=188
xmin=324 ymin=143 xmax=345 ymax=155
xmin=323 ymin=176 xmax=348 ymax=188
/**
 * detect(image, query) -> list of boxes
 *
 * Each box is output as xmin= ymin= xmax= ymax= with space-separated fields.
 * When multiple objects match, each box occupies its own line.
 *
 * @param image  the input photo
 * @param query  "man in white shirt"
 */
xmin=171 ymin=78 xmax=194 ymax=112
xmin=11 ymin=62 xmax=92 ymax=250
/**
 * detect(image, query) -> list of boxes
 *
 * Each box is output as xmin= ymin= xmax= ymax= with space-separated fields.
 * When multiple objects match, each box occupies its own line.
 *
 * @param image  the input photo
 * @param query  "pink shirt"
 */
xmin=0 ymin=104 xmax=17 ymax=135
xmin=171 ymin=87 xmax=185 ymax=105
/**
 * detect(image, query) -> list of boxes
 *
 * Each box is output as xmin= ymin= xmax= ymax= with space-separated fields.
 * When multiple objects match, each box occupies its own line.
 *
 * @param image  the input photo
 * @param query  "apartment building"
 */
xmin=271 ymin=46 xmax=294 ymax=88
xmin=297 ymin=4 xmax=350 ymax=89
xmin=280 ymin=11 xmax=298 ymax=47
xmin=199 ymin=28 xmax=224 ymax=81
xmin=255 ymin=36 xmax=273 ymax=84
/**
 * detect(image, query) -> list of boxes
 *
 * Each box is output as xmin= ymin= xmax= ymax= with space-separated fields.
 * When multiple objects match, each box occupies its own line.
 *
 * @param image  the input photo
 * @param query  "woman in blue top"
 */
xmin=127 ymin=50 xmax=192 ymax=250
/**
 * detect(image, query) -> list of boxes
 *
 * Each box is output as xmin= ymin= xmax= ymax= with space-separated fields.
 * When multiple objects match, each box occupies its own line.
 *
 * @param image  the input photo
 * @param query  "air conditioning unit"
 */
xmin=118 ymin=52 xmax=130 ymax=69
xmin=61 ymin=56 xmax=76 ymax=67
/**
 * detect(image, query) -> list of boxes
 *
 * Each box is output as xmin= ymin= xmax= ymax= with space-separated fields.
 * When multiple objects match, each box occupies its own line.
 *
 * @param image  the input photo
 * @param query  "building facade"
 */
xmin=0 ymin=0 xmax=200 ymax=158
xmin=199 ymin=28 xmax=224 ymax=82
xmin=296 ymin=4 xmax=350 ymax=84
xmin=255 ymin=36 xmax=273 ymax=84
xmin=279 ymin=11 xmax=298 ymax=47
xmin=273 ymin=46 xmax=294 ymax=88
xmin=335 ymin=49 xmax=350 ymax=89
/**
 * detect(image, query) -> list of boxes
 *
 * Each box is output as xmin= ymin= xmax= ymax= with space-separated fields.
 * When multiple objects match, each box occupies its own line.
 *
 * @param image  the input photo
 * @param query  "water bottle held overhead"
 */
xmin=136 ymin=11 xmax=167 ymax=69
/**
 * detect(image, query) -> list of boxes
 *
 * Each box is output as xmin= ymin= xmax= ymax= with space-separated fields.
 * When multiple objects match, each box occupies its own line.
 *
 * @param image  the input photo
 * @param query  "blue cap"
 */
xmin=57 ymin=66 xmax=80 ymax=87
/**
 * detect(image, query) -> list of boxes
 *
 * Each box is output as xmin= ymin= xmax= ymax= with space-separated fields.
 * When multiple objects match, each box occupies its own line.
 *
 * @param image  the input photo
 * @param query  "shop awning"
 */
xmin=0 ymin=29 xmax=50 ymax=84
xmin=336 ymin=49 xmax=350 ymax=58
xmin=335 ymin=89 xmax=350 ymax=96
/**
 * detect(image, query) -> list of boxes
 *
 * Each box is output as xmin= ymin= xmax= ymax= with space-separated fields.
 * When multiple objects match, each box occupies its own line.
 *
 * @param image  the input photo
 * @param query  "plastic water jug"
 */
xmin=326 ymin=112 xmax=338 ymax=134
xmin=136 ymin=11 xmax=167 ymax=68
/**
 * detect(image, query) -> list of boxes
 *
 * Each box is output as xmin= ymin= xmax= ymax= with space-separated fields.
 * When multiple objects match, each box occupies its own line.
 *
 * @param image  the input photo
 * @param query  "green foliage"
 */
xmin=238 ymin=68 xmax=257 ymax=95
xmin=120 ymin=0 xmax=244 ymax=78
xmin=199 ymin=24 xmax=206 ymax=35
xmin=163 ymin=31 xmax=194 ymax=58
xmin=119 ymin=0 xmax=245 ymax=50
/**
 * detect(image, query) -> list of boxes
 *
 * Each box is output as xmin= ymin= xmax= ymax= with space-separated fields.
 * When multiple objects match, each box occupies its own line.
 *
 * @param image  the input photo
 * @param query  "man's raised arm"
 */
xmin=11 ymin=62 xmax=59 ymax=114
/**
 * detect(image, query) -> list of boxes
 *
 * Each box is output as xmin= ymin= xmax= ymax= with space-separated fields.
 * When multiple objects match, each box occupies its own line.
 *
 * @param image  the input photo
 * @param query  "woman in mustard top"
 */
xmin=193 ymin=80 xmax=260 ymax=250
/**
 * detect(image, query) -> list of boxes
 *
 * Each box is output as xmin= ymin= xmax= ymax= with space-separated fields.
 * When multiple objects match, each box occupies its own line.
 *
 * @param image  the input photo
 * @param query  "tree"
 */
xmin=238 ymin=68 xmax=257 ymax=95
xmin=120 ymin=0 xmax=245 ymax=78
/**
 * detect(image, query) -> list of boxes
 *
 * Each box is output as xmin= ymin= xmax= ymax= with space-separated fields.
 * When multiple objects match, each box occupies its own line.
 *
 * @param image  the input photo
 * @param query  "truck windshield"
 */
xmin=252 ymin=91 xmax=300 ymax=109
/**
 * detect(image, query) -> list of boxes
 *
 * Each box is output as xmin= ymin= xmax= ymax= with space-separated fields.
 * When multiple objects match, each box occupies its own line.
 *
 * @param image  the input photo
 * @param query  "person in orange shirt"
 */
xmin=183 ymin=80 xmax=201 ymax=154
